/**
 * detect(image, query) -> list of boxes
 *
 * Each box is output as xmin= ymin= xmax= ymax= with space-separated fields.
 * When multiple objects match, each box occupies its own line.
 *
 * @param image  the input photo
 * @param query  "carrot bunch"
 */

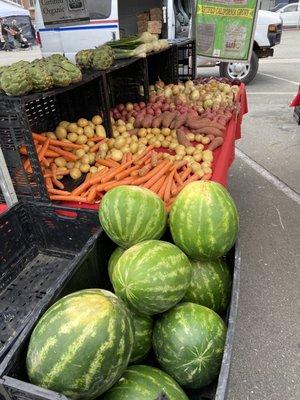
xmin=41 ymin=145 xmax=211 ymax=211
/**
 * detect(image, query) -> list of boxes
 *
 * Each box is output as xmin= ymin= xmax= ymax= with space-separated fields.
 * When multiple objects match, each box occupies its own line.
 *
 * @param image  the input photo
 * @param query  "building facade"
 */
xmin=9 ymin=0 xmax=36 ymax=20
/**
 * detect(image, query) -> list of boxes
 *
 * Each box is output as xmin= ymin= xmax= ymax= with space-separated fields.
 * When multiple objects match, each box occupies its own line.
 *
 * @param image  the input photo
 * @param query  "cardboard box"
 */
xmin=137 ymin=12 xmax=149 ymax=22
xmin=148 ymin=20 xmax=162 ymax=34
xmin=137 ymin=21 xmax=148 ymax=34
xmin=150 ymin=7 xmax=162 ymax=21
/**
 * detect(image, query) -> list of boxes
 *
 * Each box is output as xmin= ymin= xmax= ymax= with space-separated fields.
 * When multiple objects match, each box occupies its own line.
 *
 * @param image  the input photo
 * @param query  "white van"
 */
xmin=35 ymin=0 xmax=282 ymax=84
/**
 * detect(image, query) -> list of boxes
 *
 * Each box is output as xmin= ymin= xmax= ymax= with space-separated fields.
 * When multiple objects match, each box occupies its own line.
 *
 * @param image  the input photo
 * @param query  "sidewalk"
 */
xmin=0 ymin=46 xmax=42 ymax=66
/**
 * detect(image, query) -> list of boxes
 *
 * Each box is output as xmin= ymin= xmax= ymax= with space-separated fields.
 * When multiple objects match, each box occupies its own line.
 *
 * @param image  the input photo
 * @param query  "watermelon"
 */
xmin=26 ymin=289 xmax=134 ymax=400
xmin=101 ymin=365 xmax=189 ymax=400
xmin=108 ymin=247 xmax=125 ymax=281
xmin=153 ymin=302 xmax=226 ymax=389
xmin=170 ymin=181 xmax=239 ymax=259
xmin=183 ymin=258 xmax=232 ymax=315
xmin=112 ymin=240 xmax=192 ymax=316
xmin=99 ymin=186 xmax=167 ymax=248
xmin=130 ymin=312 xmax=153 ymax=363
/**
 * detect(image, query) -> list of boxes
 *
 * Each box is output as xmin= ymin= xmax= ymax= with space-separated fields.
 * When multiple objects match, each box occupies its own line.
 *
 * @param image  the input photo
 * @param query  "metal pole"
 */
xmin=0 ymin=148 xmax=18 ymax=207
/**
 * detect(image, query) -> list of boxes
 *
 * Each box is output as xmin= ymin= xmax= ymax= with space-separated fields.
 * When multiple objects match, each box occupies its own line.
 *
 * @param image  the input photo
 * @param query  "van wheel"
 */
xmin=219 ymin=52 xmax=259 ymax=84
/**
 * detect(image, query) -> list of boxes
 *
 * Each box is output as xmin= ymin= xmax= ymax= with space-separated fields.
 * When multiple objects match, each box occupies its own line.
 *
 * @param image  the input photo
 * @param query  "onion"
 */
xmin=121 ymin=110 xmax=127 ymax=117
xmin=149 ymin=94 xmax=157 ymax=103
xmin=185 ymin=80 xmax=194 ymax=88
xmin=172 ymin=86 xmax=180 ymax=95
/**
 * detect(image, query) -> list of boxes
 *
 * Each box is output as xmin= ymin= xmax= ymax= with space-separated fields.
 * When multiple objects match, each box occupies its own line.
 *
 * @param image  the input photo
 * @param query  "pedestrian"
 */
xmin=0 ymin=18 xmax=12 ymax=51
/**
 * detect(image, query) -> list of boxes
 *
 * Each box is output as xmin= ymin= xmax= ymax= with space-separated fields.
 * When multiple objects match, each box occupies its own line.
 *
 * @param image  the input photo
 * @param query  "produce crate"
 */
xmin=293 ymin=106 xmax=300 ymax=125
xmin=106 ymin=58 xmax=149 ymax=107
xmin=146 ymin=46 xmax=175 ymax=85
xmin=0 ymin=230 xmax=240 ymax=400
xmin=170 ymin=39 xmax=196 ymax=82
xmin=0 ymin=201 xmax=102 ymax=363
xmin=0 ymin=72 xmax=109 ymax=203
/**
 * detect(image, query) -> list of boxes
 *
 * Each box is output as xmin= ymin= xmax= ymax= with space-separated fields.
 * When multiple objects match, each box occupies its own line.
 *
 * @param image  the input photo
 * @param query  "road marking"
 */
xmin=247 ymin=92 xmax=296 ymax=95
xmin=236 ymin=148 xmax=300 ymax=205
xmin=258 ymin=72 xmax=299 ymax=86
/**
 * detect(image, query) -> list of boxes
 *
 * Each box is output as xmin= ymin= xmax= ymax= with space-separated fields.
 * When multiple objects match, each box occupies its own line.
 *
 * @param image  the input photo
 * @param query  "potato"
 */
xmin=67 ymin=123 xmax=78 ymax=133
xmin=66 ymin=162 xmax=75 ymax=169
xmin=126 ymin=123 xmax=134 ymax=131
xmin=122 ymin=132 xmax=130 ymax=138
xmin=131 ymin=135 xmax=138 ymax=142
xmin=80 ymin=164 xmax=90 ymax=173
xmin=107 ymin=138 xmax=115 ymax=149
xmin=165 ymin=135 xmax=172 ymax=142
xmin=161 ymin=128 xmax=171 ymax=136
xmin=139 ymin=137 xmax=148 ymax=145
xmin=95 ymin=125 xmax=106 ymax=139
xmin=54 ymin=157 xmax=67 ymax=167
xmin=92 ymin=115 xmax=102 ymax=125
xmin=196 ymin=144 xmax=205 ymax=151
xmin=74 ymin=161 xmax=81 ymax=169
xmin=195 ymin=134 xmax=203 ymax=142
xmin=84 ymin=126 xmax=94 ymax=138
xmin=70 ymin=168 xmax=82 ymax=180
xmin=76 ymin=135 xmax=88 ymax=145
xmin=87 ymin=140 xmax=94 ymax=147
xmin=77 ymin=118 xmax=89 ymax=128
xmin=117 ymin=125 xmax=126 ymax=134
xmin=171 ymin=130 xmax=177 ymax=138
xmin=151 ymin=128 xmax=161 ymax=135
xmin=99 ymin=142 xmax=108 ymax=152
xmin=115 ymin=137 xmax=126 ymax=149
xmin=186 ymin=133 xmax=195 ymax=141
xmin=88 ymin=122 xmax=95 ymax=130
xmin=88 ymin=153 xmax=96 ymax=164
xmin=125 ymin=137 xmax=131 ymax=145
xmin=138 ymin=128 xmax=147 ymax=138
xmin=147 ymin=128 xmax=152 ymax=134
xmin=117 ymin=119 xmax=126 ymax=126
xmin=174 ymin=154 xmax=183 ymax=161
xmin=55 ymin=126 xmax=67 ymax=139
xmin=90 ymin=166 xmax=98 ymax=174
xmin=193 ymin=153 xmax=202 ymax=162
xmin=97 ymin=150 xmax=107 ymax=159
xmin=130 ymin=143 xmax=139 ymax=154
xmin=148 ymin=137 xmax=156 ymax=145
xmin=201 ymin=161 xmax=212 ymax=169
xmin=67 ymin=132 xmax=78 ymax=142
xmin=128 ymin=116 xmax=135 ymax=124
xmin=154 ymin=140 xmax=161 ymax=148
xmin=123 ymin=145 xmax=130 ymax=153
xmin=176 ymin=145 xmax=185 ymax=153
xmin=161 ymin=140 xmax=170 ymax=148
xmin=202 ymin=150 xmax=213 ymax=162
xmin=169 ymin=142 xmax=177 ymax=150
xmin=157 ymin=134 xmax=164 ymax=142
xmin=59 ymin=121 xmax=69 ymax=128
xmin=201 ymin=137 xmax=211 ymax=145
xmin=183 ymin=155 xmax=194 ymax=163
xmin=202 ymin=166 xmax=212 ymax=175
xmin=81 ymin=154 xmax=90 ymax=165
xmin=146 ymin=133 xmax=154 ymax=140
xmin=191 ymin=162 xmax=201 ymax=173
xmin=111 ymin=149 xmax=123 ymax=162
xmin=186 ymin=146 xmax=195 ymax=155
xmin=83 ymin=144 xmax=90 ymax=153
xmin=46 ymin=132 xmax=56 ymax=139
xmin=112 ymin=130 xmax=120 ymax=138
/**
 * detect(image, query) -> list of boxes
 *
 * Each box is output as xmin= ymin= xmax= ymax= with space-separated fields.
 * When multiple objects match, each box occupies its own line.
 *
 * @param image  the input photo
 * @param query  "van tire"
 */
xmin=219 ymin=52 xmax=259 ymax=84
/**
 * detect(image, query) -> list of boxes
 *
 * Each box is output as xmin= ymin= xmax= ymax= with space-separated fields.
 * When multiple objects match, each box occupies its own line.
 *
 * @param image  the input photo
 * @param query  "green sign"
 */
xmin=196 ymin=0 xmax=259 ymax=61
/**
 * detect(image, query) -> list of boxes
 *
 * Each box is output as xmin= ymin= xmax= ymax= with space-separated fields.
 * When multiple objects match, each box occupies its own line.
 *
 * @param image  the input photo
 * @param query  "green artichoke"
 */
xmin=47 ymin=54 xmax=68 ymax=63
xmin=75 ymin=49 xmax=95 ymax=69
xmin=92 ymin=45 xmax=114 ymax=70
xmin=29 ymin=64 xmax=53 ymax=92
xmin=0 ymin=66 xmax=6 ymax=91
xmin=45 ymin=62 xmax=72 ymax=87
xmin=1 ymin=65 xmax=33 ymax=96
xmin=59 ymin=60 xmax=82 ymax=83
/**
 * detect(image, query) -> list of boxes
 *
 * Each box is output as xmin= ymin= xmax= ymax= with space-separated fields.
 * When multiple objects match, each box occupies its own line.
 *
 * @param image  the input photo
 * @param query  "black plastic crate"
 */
xmin=170 ymin=39 xmax=196 ymax=82
xmin=293 ymin=106 xmax=300 ymax=125
xmin=0 ymin=230 xmax=240 ymax=400
xmin=0 ymin=201 xmax=101 ymax=363
xmin=146 ymin=46 xmax=175 ymax=86
xmin=0 ymin=72 xmax=109 ymax=203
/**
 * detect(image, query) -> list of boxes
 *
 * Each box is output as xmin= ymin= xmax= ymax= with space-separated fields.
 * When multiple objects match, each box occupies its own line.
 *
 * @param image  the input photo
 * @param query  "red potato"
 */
xmin=146 ymin=108 xmax=155 ymax=116
xmin=139 ymin=102 xmax=146 ymax=109
xmin=134 ymin=114 xmax=144 ymax=128
xmin=162 ymin=103 xmax=170 ymax=112
xmin=133 ymin=105 xmax=141 ymax=111
xmin=142 ymin=115 xmax=153 ymax=128
xmin=155 ymin=109 xmax=162 ymax=116
xmin=207 ymin=137 xmax=224 ymax=151
xmin=121 ymin=110 xmax=127 ymax=117
xmin=152 ymin=114 xmax=164 ymax=128
xmin=177 ymin=128 xmax=193 ymax=147
xmin=117 ymin=104 xmax=125 ymax=111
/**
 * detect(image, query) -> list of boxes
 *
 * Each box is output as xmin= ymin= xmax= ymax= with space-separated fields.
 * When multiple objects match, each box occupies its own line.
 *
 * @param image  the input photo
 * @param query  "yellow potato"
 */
xmin=201 ymin=137 xmax=211 ymax=145
xmin=88 ymin=153 xmax=96 ymax=164
xmin=161 ymin=140 xmax=170 ymax=148
xmin=202 ymin=150 xmax=213 ymax=162
xmin=76 ymin=135 xmax=88 ymax=145
xmin=131 ymin=135 xmax=138 ymax=142
xmin=151 ymin=128 xmax=161 ymax=135
xmin=138 ymin=128 xmax=147 ymax=138
xmin=58 ymin=121 xmax=69 ymax=128
xmin=117 ymin=125 xmax=126 ymax=134
xmin=196 ymin=144 xmax=205 ymax=151
xmin=99 ymin=142 xmax=108 ymax=152
xmin=83 ymin=144 xmax=90 ymax=153
xmin=130 ymin=143 xmax=139 ymax=154
xmin=74 ymin=161 xmax=81 ymax=169
xmin=107 ymin=138 xmax=115 ymax=149
xmin=81 ymin=154 xmax=90 ymax=165
xmin=186 ymin=133 xmax=195 ymax=141
xmin=114 ymin=137 xmax=126 ymax=149
xmin=139 ymin=137 xmax=148 ymax=145
xmin=161 ymin=128 xmax=171 ymax=136
xmin=70 ymin=168 xmax=82 ymax=180
xmin=77 ymin=118 xmax=89 ymax=128
xmin=92 ymin=115 xmax=102 ymax=125
xmin=193 ymin=153 xmax=202 ymax=162
xmin=88 ymin=121 xmax=95 ymax=130
xmin=55 ymin=126 xmax=67 ymax=139
xmin=66 ymin=162 xmax=74 ymax=169
xmin=80 ymin=164 xmax=90 ymax=173
xmin=195 ymin=134 xmax=203 ymax=143
xmin=67 ymin=133 xmax=78 ymax=143
xmin=126 ymin=123 xmax=134 ymax=131
xmin=87 ymin=140 xmax=94 ymax=147
xmin=83 ymin=126 xmax=94 ymax=138
xmin=54 ymin=157 xmax=67 ymax=167
xmin=154 ymin=140 xmax=161 ymax=148
xmin=67 ymin=123 xmax=78 ymax=133
xmin=169 ymin=142 xmax=177 ymax=150
xmin=186 ymin=146 xmax=195 ymax=155
xmin=128 ymin=116 xmax=135 ymax=124
xmin=158 ymin=134 xmax=165 ymax=142
xmin=117 ymin=119 xmax=126 ymax=126
xmin=111 ymin=149 xmax=123 ymax=162
xmin=95 ymin=125 xmax=106 ymax=139
xmin=46 ymin=132 xmax=56 ymax=139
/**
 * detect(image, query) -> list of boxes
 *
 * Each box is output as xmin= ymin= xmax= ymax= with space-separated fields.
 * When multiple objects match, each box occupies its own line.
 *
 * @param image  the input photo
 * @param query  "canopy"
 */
xmin=0 ymin=1 xmax=30 ymax=18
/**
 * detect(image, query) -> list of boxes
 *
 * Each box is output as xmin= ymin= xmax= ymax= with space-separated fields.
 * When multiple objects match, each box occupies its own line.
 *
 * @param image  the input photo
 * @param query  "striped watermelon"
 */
xmin=153 ymin=302 xmax=226 ymax=389
xmin=183 ymin=258 xmax=232 ymax=315
xmin=112 ymin=240 xmax=192 ymax=316
xmin=26 ymin=289 xmax=134 ymax=400
xmin=99 ymin=186 xmax=167 ymax=248
xmin=170 ymin=181 xmax=239 ymax=259
xmin=108 ymin=247 xmax=125 ymax=281
xmin=130 ymin=312 xmax=153 ymax=363
xmin=101 ymin=365 xmax=189 ymax=400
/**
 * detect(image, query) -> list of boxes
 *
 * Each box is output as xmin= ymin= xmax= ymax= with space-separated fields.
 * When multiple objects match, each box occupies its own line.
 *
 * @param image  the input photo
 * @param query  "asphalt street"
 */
xmin=200 ymin=30 xmax=300 ymax=400
xmin=0 ymin=29 xmax=299 ymax=400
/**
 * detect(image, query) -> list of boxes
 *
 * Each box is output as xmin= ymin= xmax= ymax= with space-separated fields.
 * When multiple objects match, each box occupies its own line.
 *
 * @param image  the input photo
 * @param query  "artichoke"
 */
xmin=59 ymin=60 xmax=82 ymax=83
xmin=1 ymin=65 xmax=33 ymax=96
xmin=75 ymin=49 xmax=95 ymax=69
xmin=0 ymin=66 xmax=6 ymax=91
xmin=45 ymin=63 xmax=72 ymax=87
xmin=47 ymin=54 xmax=68 ymax=63
xmin=92 ymin=45 xmax=114 ymax=71
xmin=29 ymin=64 xmax=53 ymax=92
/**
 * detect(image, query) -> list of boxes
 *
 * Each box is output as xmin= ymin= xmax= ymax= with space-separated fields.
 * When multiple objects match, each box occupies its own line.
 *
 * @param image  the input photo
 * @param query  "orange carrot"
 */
xmin=171 ymin=179 xmax=177 ymax=195
xmin=88 ymin=168 xmax=108 ymax=185
xmin=87 ymin=187 xmax=97 ymax=204
xmin=96 ymin=159 xmax=120 ymax=168
xmin=19 ymin=146 xmax=28 ymax=155
xmin=149 ymin=174 xmax=166 ymax=193
xmin=143 ymin=162 xmax=172 ymax=189
xmin=32 ymin=133 xmax=83 ymax=149
xmin=116 ymin=165 xmax=139 ymax=180
xmin=102 ymin=177 xmax=134 ymax=191
xmin=132 ymin=160 xmax=169 ymax=185
xmin=45 ymin=177 xmax=53 ymax=189
xmin=52 ymin=177 xmax=64 ymax=190
xmin=164 ymin=170 xmax=176 ymax=203
xmin=89 ymin=136 xmax=107 ymax=142
xmin=172 ymin=160 xmax=187 ymax=171
xmin=23 ymin=158 xmax=32 ymax=173
xmin=174 ymin=170 xmax=183 ymax=186
xmin=101 ymin=161 xmax=133 ymax=183
xmin=48 ymin=145 xmax=77 ymax=162
xmin=158 ymin=177 xmax=169 ymax=199
xmin=38 ymin=138 xmax=50 ymax=161
xmin=50 ymin=195 xmax=89 ymax=203
xmin=51 ymin=163 xmax=57 ymax=178
xmin=138 ymin=163 xmax=152 ymax=177
xmin=181 ymin=167 xmax=192 ymax=182
xmin=90 ymin=142 xmax=101 ymax=153
xmin=121 ymin=153 xmax=127 ymax=164
xmin=137 ymin=151 xmax=153 ymax=166
xmin=48 ymin=188 xmax=71 ymax=196
xmin=174 ymin=173 xmax=200 ymax=195
xmin=135 ymin=145 xmax=154 ymax=163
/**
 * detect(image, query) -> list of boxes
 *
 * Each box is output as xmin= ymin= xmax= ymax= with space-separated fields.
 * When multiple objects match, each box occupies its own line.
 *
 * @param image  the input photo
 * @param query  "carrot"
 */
xmin=135 ymin=145 xmax=154 ymax=162
xmin=102 ymin=177 xmax=134 ymax=191
xmin=50 ymin=195 xmax=89 ymax=203
xmin=174 ymin=174 xmax=200 ymax=195
xmin=171 ymin=179 xmax=177 ymax=195
xmin=89 ymin=136 xmax=107 ymax=142
xmin=38 ymin=138 xmax=50 ymax=161
xmin=52 ymin=177 xmax=64 ymax=190
xmin=19 ymin=146 xmax=28 ymax=155
xmin=138 ymin=163 xmax=152 ymax=177
xmin=48 ymin=145 xmax=77 ymax=162
xmin=96 ymin=159 xmax=120 ymax=168
xmin=131 ymin=170 xmax=139 ymax=177
xmin=23 ymin=158 xmax=32 ymax=173
xmin=101 ymin=161 xmax=133 ymax=183
xmin=143 ymin=161 xmax=172 ymax=189
xmin=51 ymin=163 xmax=57 ymax=178
xmin=174 ymin=170 xmax=183 ymax=186
xmin=158 ymin=177 xmax=169 ymax=199
xmin=41 ymin=157 xmax=50 ymax=167
xmin=121 ymin=153 xmax=127 ymax=164
xmin=90 ymin=142 xmax=101 ymax=153
xmin=126 ymin=153 xmax=132 ymax=163
xmin=181 ymin=167 xmax=192 ymax=182
xmin=201 ymin=173 xmax=212 ymax=181
xmin=116 ymin=165 xmax=139 ymax=180
xmin=48 ymin=188 xmax=71 ymax=196
xmin=88 ymin=168 xmax=109 ymax=185
xmin=87 ymin=187 xmax=97 ymax=204
xmin=32 ymin=133 xmax=83 ymax=149
xmin=137 ymin=151 xmax=153 ymax=166
xmin=149 ymin=174 xmax=166 ymax=193
xmin=164 ymin=170 xmax=176 ymax=203
xmin=45 ymin=177 xmax=53 ymax=189
xmin=172 ymin=160 xmax=187 ymax=171
xmin=132 ymin=160 xmax=169 ymax=185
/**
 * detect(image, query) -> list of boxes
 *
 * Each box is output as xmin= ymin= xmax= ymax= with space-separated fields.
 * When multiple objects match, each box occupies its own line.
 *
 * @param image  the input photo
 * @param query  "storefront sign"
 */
xmin=39 ymin=0 xmax=90 ymax=27
xmin=196 ymin=0 xmax=259 ymax=61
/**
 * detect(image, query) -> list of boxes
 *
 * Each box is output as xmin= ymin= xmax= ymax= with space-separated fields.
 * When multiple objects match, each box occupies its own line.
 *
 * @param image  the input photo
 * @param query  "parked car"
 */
xmin=276 ymin=2 xmax=300 ymax=26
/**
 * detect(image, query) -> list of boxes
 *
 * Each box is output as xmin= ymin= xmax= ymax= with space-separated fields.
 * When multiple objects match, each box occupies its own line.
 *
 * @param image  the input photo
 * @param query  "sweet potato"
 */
xmin=207 ymin=137 xmax=224 ymax=151
xmin=194 ymin=127 xmax=223 ymax=137
xmin=207 ymin=134 xmax=215 ymax=141
xmin=134 ymin=114 xmax=144 ymax=128
xmin=173 ymin=113 xmax=188 ymax=129
xmin=152 ymin=114 xmax=164 ymax=128
xmin=177 ymin=128 xmax=193 ymax=147
xmin=128 ymin=128 xmax=140 ymax=136
xmin=142 ymin=115 xmax=153 ymax=128
xmin=162 ymin=112 xmax=177 ymax=128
